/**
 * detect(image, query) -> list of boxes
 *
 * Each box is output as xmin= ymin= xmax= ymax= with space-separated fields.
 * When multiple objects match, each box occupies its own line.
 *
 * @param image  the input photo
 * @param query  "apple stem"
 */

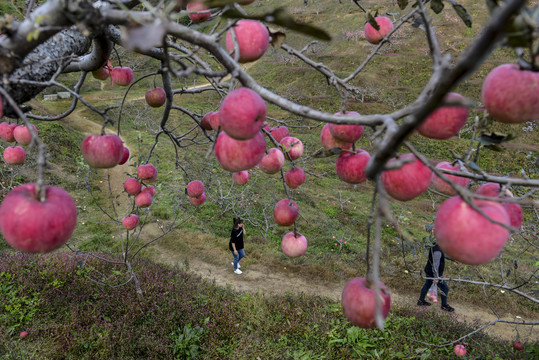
xmin=113 ymin=46 xmax=122 ymax=68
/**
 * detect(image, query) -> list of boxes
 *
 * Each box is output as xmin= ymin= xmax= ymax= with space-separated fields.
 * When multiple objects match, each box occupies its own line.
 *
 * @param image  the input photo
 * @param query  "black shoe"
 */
xmin=417 ymin=299 xmax=431 ymax=306
xmin=441 ymin=304 xmax=455 ymax=312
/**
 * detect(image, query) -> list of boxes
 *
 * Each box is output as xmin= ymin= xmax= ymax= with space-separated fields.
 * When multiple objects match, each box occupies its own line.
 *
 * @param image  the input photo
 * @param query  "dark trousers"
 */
xmin=419 ymin=279 xmax=449 ymax=306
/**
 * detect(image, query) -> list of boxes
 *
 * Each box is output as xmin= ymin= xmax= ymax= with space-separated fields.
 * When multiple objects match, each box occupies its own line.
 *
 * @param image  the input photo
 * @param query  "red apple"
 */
xmin=341 ymin=277 xmax=391 ymax=328
xmin=336 ymin=149 xmax=371 ymax=184
xmin=135 ymin=191 xmax=153 ymax=208
xmin=274 ymin=201 xmax=298 ymax=226
xmin=269 ymin=126 xmax=289 ymax=143
xmin=431 ymin=162 xmax=471 ymax=196
xmin=92 ymin=59 xmax=111 ymax=81
xmin=276 ymin=198 xmax=299 ymax=210
xmin=187 ymin=1 xmax=211 ymax=23
xmin=435 ymin=196 xmax=510 ymax=265
xmin=3 ymin=146 xmax=26 ymax=165
xmin=187 ymin=180 xmax=205 ymax=198
xmin=281 ymin=232 xmax=307 ymax=257
xmin=0 ymin=183 xmax=77 ymax=253
xmin=226 ymin=19 xmax=269 ymax=63
xmin=111 ymin=67 xmax=134 ymax=86
xmin=201 ymin=111 xmax=214 ymax=130
xmin=124 ymin=177 xmax=142 ymax=195
xmin=285 ymin=167 xmax=305 ymax=189
xmin=381 ymin=153 xmax=432 ymax=201
xmin=81 ymin=134 xmax=123 ymax=168
xmin=454 ymin=344 xmax=466 ymax=357
xmin=263 ymin=121 xmax=271 ymax=132
xmin=476 ymin=182 xmax=501 ymax=197
xmin=503 ymin=202 xmax=523 ymax=229
xmin=364 ymin=16 xmax=394 ymax=45
xmin=280 ymin=136 xmax=304 ymax=161
xmin=13 ymin=124 xmax=37 ymax=145
xmin=320 ymin=123 xmax=353 ymax=151
xmin=141 ymin=185 xmax=156 ymax=196
xmin=259 ymin=148 xmax=285 ymax=174
xmin=219 ymin=87 xmax=266 ymax=140
xmin=145 ymin=88 xmax=166 ymax=108
xmin=232 ymin=171 xmax=249 ymax=185
xmin=329 ymin=112 xmax=364 ymax=143
xmin=118 ymin=146 xmax=129 ymax=165
xmin=482 ymin=64 xmax=539 ymax=124
xmin=19 ymin=331 xmax=29 ymax=339
xmin=122 ymin=214 xmax=139 ymax=230
xmin=137 ymin=164 xmax=157 ymax=183
xmin=189 ymin=192 xmax=206 ymax=206
xmin=215 ymin=131 xmax=266 ymax=172
xmin=0 ymin=122 xmax=18 ymax=142
xmin=209 ymin=111 xmax=220 ymax=131
xmin=92 ymin=66 xmax=110 ymax=81
xmin=513 ymin=340 xmax=524 ymax=351
xmin=418 ymin=93 xmax=469 ymax=139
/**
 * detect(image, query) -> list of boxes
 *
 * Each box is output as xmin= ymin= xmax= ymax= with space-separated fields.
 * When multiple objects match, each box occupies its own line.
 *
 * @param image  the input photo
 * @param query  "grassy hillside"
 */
xmin=1 ymin=252 xmax=534 ymax=359
xmin=0 ymin=0 xmax=537 ymax=358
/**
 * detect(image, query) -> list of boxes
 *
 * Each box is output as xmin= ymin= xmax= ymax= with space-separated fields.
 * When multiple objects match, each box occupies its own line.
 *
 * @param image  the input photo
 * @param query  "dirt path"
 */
xmin=61 ymin=87 xmax=536 ymax=344
xmin=150 ymin=239 xmax=536 ymax=343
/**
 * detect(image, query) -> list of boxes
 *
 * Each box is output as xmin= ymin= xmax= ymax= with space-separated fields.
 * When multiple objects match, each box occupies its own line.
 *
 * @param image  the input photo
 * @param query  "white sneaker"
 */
xmin=231 ymin=262 xmax=241 ymax=268
xmin=234 ymin=269 xmax=243 ymax=275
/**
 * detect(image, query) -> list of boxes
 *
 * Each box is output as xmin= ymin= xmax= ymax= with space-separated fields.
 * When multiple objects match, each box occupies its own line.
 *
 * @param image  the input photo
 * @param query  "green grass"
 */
xmin=0 ymin=0 xmax=537 ymax=357
xmin=1 ymin=252 xmax=535 ymax=360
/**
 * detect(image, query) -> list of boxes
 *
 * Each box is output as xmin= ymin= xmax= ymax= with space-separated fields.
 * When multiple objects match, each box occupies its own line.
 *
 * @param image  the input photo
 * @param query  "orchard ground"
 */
xmin=1 ymin=0 xmax=538 ymax=358
xmin=35 ymin=90 xmax=537 ymax=344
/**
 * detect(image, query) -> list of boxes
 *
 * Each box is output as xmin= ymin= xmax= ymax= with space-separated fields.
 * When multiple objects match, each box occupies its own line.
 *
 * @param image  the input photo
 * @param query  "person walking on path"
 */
xmin=417 ymin=242 xmax=455 ymax=312
xmin=229 ymin=218 xmax=246 ymax=275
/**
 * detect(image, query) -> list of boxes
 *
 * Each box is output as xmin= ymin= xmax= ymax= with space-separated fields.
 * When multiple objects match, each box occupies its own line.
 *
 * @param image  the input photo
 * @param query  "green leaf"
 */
xmin=468 ymin=161 xmax=481 ymax=171
xmin=478 ymin=131 xmax=515 ymax=145
xmin=397 ymin=0 xmax=409 ymax=10
xmin=504 ymin=13 xmax=532 ymax=47
xmin=484 ymin=144 xmax=504 ymax=152
xmin=431 ymin=0 xmax=444 ymax=14
xmin=221 ymin=7 xmax=331 ymax=41
xmin=367 ymin=12 xmax=380 ymax=31
xmin=203 ymin=0 xmax=238 ymax=7
xmin=451 ymin=2 xmax=473 ymax=28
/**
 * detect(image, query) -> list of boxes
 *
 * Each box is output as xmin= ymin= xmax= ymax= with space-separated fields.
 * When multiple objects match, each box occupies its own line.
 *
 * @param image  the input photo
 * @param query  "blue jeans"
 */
xmin=232 ymin=249 xmax=245 ymax=270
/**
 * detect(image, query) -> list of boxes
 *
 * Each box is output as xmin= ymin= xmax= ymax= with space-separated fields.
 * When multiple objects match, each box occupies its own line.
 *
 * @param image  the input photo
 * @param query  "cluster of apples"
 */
xmin=186 ymin=180 xmax=207 ymax=206
xmin=0 ymin=122 xmax=37 ymax=165
xmin=0 ymin=90 xmax=76 ymax=254
xmin=321 ymin=111 xmax=369 ymax=185
xmin=202 ymin=85 xmax=309 ymax=257
xmin=122 ymin=163 xmax=158 ymax=230
xmin=92 ymin=59 xmax=134 ymax=87
xmin=81 ymin=134 xmax=129 ymax=169
xmin=337 ymin=84 xmax=527 ymax=327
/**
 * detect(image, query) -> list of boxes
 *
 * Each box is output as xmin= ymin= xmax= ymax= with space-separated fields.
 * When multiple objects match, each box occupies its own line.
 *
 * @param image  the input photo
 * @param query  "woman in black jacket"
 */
xmin=417 ymin=243 xmax=454 ymax=312
xmin=229 ymin=218 xmax=246 ymax=275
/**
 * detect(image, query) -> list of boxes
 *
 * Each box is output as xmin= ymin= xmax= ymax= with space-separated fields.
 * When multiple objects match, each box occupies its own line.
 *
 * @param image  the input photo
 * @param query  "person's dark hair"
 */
xmin=232 ymin=217 xmax=243 ymax=229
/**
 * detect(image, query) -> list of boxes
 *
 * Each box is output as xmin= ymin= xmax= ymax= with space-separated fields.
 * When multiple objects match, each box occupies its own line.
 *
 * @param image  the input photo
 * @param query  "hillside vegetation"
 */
xmin=0 ymin=0 xmax=538 ymax=358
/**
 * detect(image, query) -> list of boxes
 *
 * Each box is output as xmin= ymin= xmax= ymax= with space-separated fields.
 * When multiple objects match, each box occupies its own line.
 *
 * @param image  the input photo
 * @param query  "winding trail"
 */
xmin=58 ymin=89 xmax=536 ymax=345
